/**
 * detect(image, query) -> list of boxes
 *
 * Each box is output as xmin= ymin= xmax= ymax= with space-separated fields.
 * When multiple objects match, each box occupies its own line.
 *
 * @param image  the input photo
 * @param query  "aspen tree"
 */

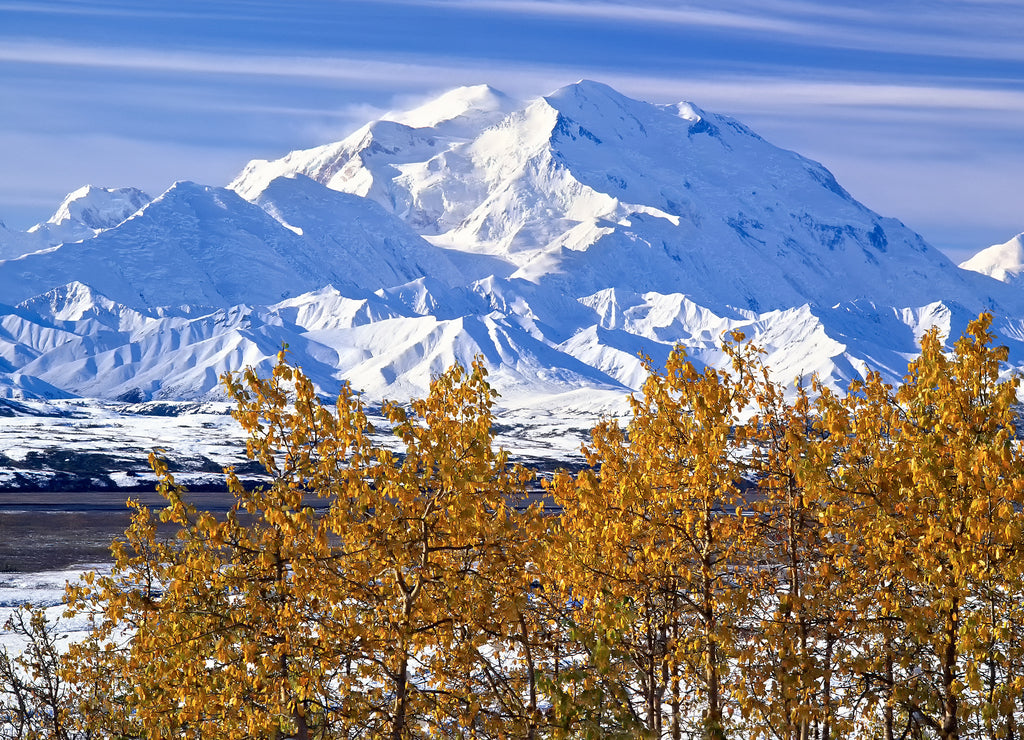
xmin=735 ymin=371 xmax=852 ymax=740
xmin=820 ymin=314 xmax=1024 ymax=739
xmin=64 ymin=352 xmax=373 ymax=739
xmin=63 ymin=353 xmax=539 ymax=739
xmin=330 ymin=358 xmax=538 ymax=739
xmin=0 ymin=606 xmax=74 ymax=740
xmin=550 ymin=335 xmax=757 ymax=739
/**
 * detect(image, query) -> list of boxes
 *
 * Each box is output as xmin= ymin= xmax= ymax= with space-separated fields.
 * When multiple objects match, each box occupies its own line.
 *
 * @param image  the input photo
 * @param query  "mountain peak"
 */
xmin=42 ymin=185 xmax=151 ymax=231
xmin=548 ymin=79 xmax=628 ymax=103
xmin=385 ymin=84 xmax=515 ymax=137
xmin=542 ymin=79 xmax=653 ymax=125
xmin=959 ymin=232 xmax=1024 ymax=282
xmin=18 ymin=280 xmax=122 ymax=322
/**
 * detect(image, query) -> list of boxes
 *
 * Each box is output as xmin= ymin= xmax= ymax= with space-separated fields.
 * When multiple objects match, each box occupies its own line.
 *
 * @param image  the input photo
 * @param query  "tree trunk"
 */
xmin=392 ymin=654 xmax=409 ymax=740
xmin=822 ymin=634 xmax=833 ymax=740
xmin=939 ymin=602 xmax=960 ymax=740
xmin=1007 ymin=692 xmax=1017 ymax=740
xmin=884 ymin=651 xmax=895 ymax=740
xmin=706 ymin=633 xmax=724 ymax=740
xmin=293 ymin=708 xmax=311 ymax=740
xmin=672 ymin=642 xmax=682 ymax=740
xmin=518 ymin=612 xmax=538 ymax=739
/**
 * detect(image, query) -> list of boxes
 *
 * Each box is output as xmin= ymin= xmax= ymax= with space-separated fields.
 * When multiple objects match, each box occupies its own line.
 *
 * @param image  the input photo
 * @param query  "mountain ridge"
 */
xmin=1 ymin=81 xmax=1021 ymax=408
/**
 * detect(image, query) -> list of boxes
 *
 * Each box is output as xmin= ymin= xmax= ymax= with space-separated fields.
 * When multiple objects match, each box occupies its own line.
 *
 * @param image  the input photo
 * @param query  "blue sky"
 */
xmin=2 ymin=1 xmax=1022 ymax=261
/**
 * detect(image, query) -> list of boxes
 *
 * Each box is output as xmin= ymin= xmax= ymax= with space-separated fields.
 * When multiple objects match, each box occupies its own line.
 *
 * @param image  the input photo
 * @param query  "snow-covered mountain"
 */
xmin=2 ymin=81 xmax=1022 ymax=410
xmin=0 ymin=186 xmax=150 ymax=261
xmin=960 ymin=233 xmax=1024 ymax=285
xmin=231 ymin=80 xmax=1012 ymax=315
xmin=0 ymin=180 xmax=474 ymax=309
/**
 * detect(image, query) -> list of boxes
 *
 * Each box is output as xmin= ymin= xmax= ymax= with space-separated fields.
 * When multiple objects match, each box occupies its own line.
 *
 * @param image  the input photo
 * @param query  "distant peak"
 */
xmin=960 ymin=232 xmax=1024 ymax=282
xmin=155 ymin=181 xmax=230 ymax=204
xmin=386 ymin=84 xmax=515 ymax=130
xmin=18 ymin=280 xmax=119 ymax=320
xmin=166 ymin=180 xmax=208 ymax=192
xmin=540 ymin=80 xmax=657 ymax=125
xmin=46 ymin=185 xmax=151 ymax=230
xmin=544 ymin=79 xmax=634 ymax=108
xmin=537 ymin=80 xmax=660 ymax=146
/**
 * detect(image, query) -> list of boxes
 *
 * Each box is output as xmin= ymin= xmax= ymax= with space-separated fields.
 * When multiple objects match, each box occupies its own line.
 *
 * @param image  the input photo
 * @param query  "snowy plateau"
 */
xmin=2 ymin=80 xmax=1024 ymax=489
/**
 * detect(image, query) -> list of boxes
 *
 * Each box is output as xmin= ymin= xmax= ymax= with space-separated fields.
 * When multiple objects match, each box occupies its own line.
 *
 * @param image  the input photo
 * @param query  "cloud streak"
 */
xmin=4 ymin=38 xmax=1024 ymax=119
xmin=406 ymin=0 xmax=807 ymax=34
xmin=402 ymin=0 xmax=1024 ymax=63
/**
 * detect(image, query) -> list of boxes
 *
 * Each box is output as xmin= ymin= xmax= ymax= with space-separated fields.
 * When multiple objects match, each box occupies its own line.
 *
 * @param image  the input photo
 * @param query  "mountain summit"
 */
xmin=231 ymin=81 xmax=1002 ymax=315
xmin=2 ymin=82 xmax=1022 ymax=403
xmin=0 ymin=185 xmax=151 ymax=261
xmin=960 ymin=233 xmax=1024 ymax=285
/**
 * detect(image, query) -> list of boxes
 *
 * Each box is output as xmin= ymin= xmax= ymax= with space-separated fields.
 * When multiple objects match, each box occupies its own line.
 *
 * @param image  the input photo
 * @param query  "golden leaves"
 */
xmin=61 ymin=352 xmax=548 ymax=740
xmin=46 ymin=318 xmax=1024 ymax=739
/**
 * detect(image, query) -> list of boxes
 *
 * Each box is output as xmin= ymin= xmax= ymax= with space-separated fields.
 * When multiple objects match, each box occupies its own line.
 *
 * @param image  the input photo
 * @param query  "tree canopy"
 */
xmin=2 ymin=314 xmax=1023 ymax=739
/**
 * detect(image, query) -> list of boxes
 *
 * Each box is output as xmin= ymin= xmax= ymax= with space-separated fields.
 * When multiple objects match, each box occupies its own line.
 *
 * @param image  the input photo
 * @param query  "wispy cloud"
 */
xmin=623 ymin=76 xmax=1024 ymax=115
xmin=0 ymin=2 xmax=278 ymax=22
xmin=401 ymin=0 xmax=807 ymax=34
xmin=0 ymin=39 xmax=562 ymax=103
xmin=401 ymin=0 xmax=1024 ymax=62
xmin=5 ymin=38 xmax=1024 ymax=118
xmin=0 ymin=40 xmax=439 ymax=82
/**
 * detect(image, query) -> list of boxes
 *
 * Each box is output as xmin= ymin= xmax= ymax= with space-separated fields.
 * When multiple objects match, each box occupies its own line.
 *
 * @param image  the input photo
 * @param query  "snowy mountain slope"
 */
xmin=0 ymin=224 xmax=38 ymax=262
xmin=232 ymin=80 xmax=1015 ymax=316
xmin=6 ymin=275 xmax=1024 ymax=408
xmin=0 ymin=179 xmax=471 ymax=309
xmin=0 ymin=281 xmax=629 ymax=402
xmin=253 ymin=174 xmax=471 ymax=289
xmin=0 ymin=186 xmax=150 ymax=261
xmin=961 ymin=232 xmax=1024 ymax=284
xmin=386 ymin=85 xmax=517 ymax=135
xmin=230 ymin=85 xmax=516 ymax=219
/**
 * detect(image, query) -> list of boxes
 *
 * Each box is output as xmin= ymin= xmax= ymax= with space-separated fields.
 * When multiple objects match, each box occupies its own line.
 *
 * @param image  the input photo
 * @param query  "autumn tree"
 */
xmin=61 ymin=352 xmax=545 ymax=740
xmin=818 ymin=314 xmax=1024 ymax=739
xmin=64 ymin=354 xmax=377 ymax=739
xmin=734 ymin=370 xmax=853 ymax=740
xmin=320 ymin=358 xmax=542 ymax=739
xmin=548 ymin=336 xmax=759 ymax=739
xmin=0 ymin=606 xmax=74 ymax=740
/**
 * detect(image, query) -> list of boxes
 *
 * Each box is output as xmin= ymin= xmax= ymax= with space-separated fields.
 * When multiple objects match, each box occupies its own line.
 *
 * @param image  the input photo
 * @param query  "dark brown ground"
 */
xmin=0 ymin=486 xmax=561 ymax=574
xmin=0 ymin=491 xmax=239 ymax=573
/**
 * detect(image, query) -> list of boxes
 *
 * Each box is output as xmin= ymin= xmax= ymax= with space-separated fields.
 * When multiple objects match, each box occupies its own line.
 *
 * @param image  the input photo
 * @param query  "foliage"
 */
xmin=1 ymin=314 xmax=1022 ymax=739
xmin=546 ymin=335 xmax=758 ymax=739
xmin=816 ymin=314 xmax=1024 ymax=739
xmin=61 ymin=353 xmax=542 ymax=739
xmin=0 ymin=606 xmax=73 ymax=740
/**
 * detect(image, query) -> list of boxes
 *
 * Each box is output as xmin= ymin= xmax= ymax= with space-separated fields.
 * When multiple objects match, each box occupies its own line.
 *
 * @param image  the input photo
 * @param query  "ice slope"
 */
xmin=0 ymin=186 xmax=150 ymax=260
